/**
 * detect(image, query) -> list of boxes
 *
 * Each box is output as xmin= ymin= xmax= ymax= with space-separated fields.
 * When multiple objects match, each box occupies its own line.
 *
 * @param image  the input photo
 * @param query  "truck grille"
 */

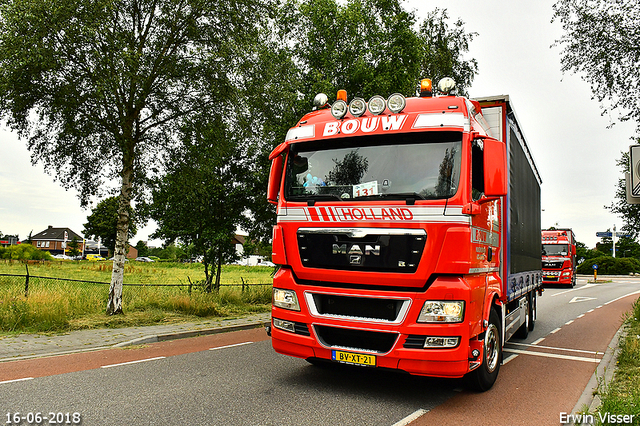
xmin=308 ymin=293 xmax=409 ymax=322
xmin=313 ymin=325 xmax=398 ymax=353
xmin=403 ymin=335 xmax=427 ymax=349
xmin=542 ymin=261 xmax=563 ymax=269
xmin=297 ymin=228 xmax=426 ymax=273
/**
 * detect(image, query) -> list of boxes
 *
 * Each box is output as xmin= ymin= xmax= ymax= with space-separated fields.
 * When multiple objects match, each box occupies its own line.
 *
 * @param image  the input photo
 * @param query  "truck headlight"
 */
xmin=417 ymin=301 xmax=464 ymax=323
xmin=273 ymin=288 xmax=301 ymax=311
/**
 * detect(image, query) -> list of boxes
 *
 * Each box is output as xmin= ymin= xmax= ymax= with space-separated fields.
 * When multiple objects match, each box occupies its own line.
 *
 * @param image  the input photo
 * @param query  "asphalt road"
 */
xmin=1 ymin=276 xmax=639 ymax=426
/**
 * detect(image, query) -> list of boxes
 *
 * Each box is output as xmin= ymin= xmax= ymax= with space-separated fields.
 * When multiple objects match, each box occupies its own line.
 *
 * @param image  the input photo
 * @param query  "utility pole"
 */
xmin=613 ymin=224 xmax=617 ymax=258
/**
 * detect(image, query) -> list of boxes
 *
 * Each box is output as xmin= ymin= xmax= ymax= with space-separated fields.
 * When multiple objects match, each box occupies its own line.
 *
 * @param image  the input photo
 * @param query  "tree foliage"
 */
xmin=0 ymin=0 xmax=270 ymax=314
xmin=607 ymin=151 xmax=640 ymax=241
xmin=83 ymin=196 xmax=137 ymax=255
xmin=149 ymin=117 xmax=248 ymax=292
xmin=552 ymin=0 xmax=640 ymax=132
xmin=241 ymin=0 xmax=479 ymax=243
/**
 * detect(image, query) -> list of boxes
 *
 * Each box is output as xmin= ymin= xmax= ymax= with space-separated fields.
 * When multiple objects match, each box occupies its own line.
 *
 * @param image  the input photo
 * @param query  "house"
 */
xmin=29 ymin=226 xmax=84 ymax=256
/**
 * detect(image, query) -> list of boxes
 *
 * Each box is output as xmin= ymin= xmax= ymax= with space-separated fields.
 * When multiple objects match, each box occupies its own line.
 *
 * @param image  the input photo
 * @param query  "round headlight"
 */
xmin=331 ymin=100 xmax=348 ymax=119
xmin=387 ymin=93 xmax=406 ymax=114
xmin=349 ymin=98 xmax=367 ymax=117
xmin=368 ymin=95 xmax=386 ymax=115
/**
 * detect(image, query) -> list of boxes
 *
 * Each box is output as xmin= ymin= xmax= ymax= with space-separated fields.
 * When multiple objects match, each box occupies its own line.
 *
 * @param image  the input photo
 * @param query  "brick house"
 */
xmin=30 ymin=226 xmax=84 ymax=256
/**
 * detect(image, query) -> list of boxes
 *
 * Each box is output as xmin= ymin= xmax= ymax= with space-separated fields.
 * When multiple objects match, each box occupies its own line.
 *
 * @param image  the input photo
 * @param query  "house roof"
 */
xmin=31 ymin=226 xmax=83 ymax=241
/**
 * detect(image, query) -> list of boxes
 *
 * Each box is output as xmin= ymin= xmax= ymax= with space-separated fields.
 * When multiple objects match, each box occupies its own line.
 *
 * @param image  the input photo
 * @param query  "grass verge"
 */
xmin=595 ymin=298 xmax=640 ymax=425
xmin=0 ymin=261 xmax=273 ymax=335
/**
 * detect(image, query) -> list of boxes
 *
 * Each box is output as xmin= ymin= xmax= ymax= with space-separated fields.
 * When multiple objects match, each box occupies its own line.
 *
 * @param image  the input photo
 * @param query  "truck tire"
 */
xmin=514 ymin=297 xmax=529 ymax=339
xmin=466 ymin=308 xmax=501 ymax=392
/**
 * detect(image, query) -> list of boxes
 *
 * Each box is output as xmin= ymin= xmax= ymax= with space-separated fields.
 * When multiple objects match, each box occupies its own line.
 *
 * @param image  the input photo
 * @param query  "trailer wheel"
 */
xmin=466 ymin=308 xmax=501 ymax=392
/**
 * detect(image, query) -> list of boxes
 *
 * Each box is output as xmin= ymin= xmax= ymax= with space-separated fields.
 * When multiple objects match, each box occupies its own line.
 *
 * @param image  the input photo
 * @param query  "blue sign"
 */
xmin=592 ymin=264 xmax=598 ymax=270
xmin=596 ymin=232 xmax=612 ymax=238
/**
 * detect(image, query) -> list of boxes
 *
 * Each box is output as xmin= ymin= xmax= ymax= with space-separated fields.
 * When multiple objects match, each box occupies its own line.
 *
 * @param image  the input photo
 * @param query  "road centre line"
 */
xmin=209 ymin=342 xmax=254 ymax=351
xmin=101 ymin=356 xmax=166 ymax=369
xmin=0 ymin=377 xmax=33 ymax=385
xmin=503 ymin=348 xmax=601 ymax=363
xmin=506 ymin=341 xmax=602 ymax=355
xmin=391 ymin=409 xmax=429 ymax=426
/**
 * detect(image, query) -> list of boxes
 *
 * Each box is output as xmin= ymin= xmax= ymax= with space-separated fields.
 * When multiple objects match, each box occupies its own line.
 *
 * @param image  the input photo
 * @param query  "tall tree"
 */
xmin=83 ymin=196 xmax=138 ymax=255
xmin=242 ymin=0 xmax=479 ymax=242
xmin=0 ymin=0 xmax=269 ymax=314
xmin=607 ymin=151 xmax=640 ymax=240
xmin=552 ymin=0 xmax=640 ymax=132
xmin=149 ymin=116 xmax=247 ymax=292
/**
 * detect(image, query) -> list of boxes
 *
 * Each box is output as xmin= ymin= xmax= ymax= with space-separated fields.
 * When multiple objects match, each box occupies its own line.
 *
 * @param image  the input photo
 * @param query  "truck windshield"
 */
xmin=285 ymin=131 xmax=462 ymax=202
xmin=542 ymin=244 xmax=569 ymax=256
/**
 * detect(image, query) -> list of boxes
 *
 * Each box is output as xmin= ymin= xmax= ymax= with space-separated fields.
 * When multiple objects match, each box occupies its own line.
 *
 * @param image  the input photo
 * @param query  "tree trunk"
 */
xmin=106 ymin=136 xmax=135 ymax=315
xmin=214 ymin=250 xmax=222 ymax=292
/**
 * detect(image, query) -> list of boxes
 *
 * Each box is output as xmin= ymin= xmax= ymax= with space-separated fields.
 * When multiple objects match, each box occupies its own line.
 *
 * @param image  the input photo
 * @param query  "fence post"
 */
xmin=24 ymin=263 xmax=30 ymax=298
xmin=241 ymin=277 xmax=245 ymax=293
xmin=187 ymin=276 xmax=193 ymax=295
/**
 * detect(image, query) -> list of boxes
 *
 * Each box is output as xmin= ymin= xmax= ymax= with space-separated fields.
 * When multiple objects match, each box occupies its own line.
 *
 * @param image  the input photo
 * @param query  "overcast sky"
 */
xmin=0 ymin=0 xmax=636 ymax=249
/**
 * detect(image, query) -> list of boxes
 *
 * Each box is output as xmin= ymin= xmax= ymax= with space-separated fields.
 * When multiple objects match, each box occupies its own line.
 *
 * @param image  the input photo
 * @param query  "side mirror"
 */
xmin=267 ymin=155 xmax=284 ymax=205
xmin=483 ymin=138 xmax=507 ymax=197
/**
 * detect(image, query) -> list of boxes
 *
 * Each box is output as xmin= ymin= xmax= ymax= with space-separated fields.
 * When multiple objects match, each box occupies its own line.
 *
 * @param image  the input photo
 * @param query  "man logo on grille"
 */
xmin=333 ymin=243 xmax=380 ymax=265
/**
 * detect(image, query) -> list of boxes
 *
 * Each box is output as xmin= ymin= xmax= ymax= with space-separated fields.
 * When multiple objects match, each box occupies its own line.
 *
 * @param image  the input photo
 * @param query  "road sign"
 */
xmin=631 ymin=145 xmax=640 ymax=196
xmin=596 ymin=232 xmax=612 ymax=238
xmin=592 ymin=264 xmax=598 ymax=270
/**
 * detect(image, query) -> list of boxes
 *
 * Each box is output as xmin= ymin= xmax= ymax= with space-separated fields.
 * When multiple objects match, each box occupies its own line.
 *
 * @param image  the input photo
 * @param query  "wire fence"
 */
xmin=0 ymin=272 xmax=273 ymax=298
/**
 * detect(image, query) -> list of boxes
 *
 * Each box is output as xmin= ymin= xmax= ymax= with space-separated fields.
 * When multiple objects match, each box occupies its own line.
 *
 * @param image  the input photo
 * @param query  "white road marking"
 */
xmin=551 ymin=283 xmax=600 ymax=297
xmin=209 ymin=342 xmax=254 ymax=351
xmin=604 ymin=289 xmax=640 ymax=305
xmin=577 ymin=314 xmax=585 ymax=319
xmin=101 ymin=356 xmax=166 ymax=369
xmin=569 ymin=296 xmax=597 ymax=303
xmin=565 ymin=320 xmax=574 ymax=325
xmin=0 ymin=377 xmax=33 ymax=384
xmin=506 ymin=342 xmax=602 ymax=355
xmin=502 ymin=354 xmax=518 ymax=365
xmin=550 ymin=327 xmax=562 ymax=334
xmin=531 ymin=337 xmax=545 ymax=345
xmin=391 ymin=409 xmax=429 ymax=426
xmin=503 ymin=348 xmax=601 ymax=363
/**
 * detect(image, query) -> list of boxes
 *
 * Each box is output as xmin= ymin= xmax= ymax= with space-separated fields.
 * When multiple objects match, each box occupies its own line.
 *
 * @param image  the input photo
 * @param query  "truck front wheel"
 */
xmin=466 ymin=308 xmax=501 ymax=392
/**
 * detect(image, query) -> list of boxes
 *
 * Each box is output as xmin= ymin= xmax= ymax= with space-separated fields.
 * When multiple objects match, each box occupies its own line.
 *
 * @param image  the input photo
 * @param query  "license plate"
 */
xmin=331 ymin=350 xmax=376 ymax=367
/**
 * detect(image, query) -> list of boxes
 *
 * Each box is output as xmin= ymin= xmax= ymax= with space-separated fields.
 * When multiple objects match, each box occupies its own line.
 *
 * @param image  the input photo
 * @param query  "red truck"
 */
xmin=266 ymin=79 xmax=542 ymax=391
xmin=542 ymin=228 xmax=577 ymax=287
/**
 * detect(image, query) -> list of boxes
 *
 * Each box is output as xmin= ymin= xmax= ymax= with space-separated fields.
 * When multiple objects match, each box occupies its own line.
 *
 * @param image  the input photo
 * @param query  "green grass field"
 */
xmin=0 ymin=260 xmax=274 ymax=335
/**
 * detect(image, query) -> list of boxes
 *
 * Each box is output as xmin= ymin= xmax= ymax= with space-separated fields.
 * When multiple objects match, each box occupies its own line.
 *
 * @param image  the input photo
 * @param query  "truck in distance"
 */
xmin=542 ymin=228 xmax=577 ymax=288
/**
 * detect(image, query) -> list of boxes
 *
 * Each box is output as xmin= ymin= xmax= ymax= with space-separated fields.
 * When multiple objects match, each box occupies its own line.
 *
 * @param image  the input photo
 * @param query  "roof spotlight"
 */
xmin=387 ymin=93 xmax=406 ymax=114
xmin=349 ymin=98 xmax=367 ymax=117
xmin=438 ymin=77 xmax=456 ymax=95
xmin=368 ymin=95 xmax=386 ymax=115
xmin=313 ymin=93 xmax=329 ymax=109
xmin=331 ymin=100 xmax=348 ymax=119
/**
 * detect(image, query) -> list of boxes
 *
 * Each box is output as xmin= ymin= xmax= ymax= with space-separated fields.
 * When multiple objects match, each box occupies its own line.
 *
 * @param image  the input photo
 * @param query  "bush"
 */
xmin=0 ymin=244 xmax=53 ymax=261
xmin=577 ymin=255 xmax=640 ymax=275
